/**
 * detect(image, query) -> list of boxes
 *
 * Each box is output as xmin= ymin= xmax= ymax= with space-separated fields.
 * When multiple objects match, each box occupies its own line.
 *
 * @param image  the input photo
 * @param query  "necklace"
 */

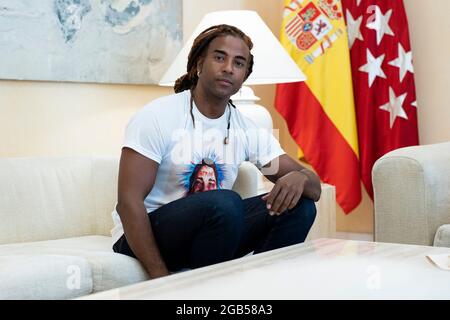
xmin=189 ymin=93 xmax=235 ymax=145
xmin=224 ymin=102 xmax=235 ymax=145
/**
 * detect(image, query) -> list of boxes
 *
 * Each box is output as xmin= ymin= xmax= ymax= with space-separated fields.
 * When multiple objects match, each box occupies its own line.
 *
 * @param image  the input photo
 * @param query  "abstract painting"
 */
xmin=0 ymin=0 xmax=182 ymax=84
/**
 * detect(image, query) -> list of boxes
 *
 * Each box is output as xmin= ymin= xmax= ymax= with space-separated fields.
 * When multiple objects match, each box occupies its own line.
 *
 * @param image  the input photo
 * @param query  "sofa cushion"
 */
xmin=0 ymin=235 xmax=149 ymax=297
xmin=434 ymin=224 xmax=450 ymax=247
xmin=0 ymin=254 xmax=92 ymax=300
xmin=0 ymin=156 xmax=118 ymax=245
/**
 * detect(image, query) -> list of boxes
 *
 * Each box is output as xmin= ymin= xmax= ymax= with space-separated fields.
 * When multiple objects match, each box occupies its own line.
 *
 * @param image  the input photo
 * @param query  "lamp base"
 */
xmin=232 ymin=86 xmax=275 ymax=194
xmin=231 ymin=86 xmax=273 ymax=131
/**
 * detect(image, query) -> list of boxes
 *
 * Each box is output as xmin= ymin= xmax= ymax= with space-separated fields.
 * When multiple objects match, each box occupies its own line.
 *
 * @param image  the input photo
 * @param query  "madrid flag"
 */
xmin=275 ymin=0 xmax=361 ymax=213
xmin=341 ymin=0 xmax=419 ymax=199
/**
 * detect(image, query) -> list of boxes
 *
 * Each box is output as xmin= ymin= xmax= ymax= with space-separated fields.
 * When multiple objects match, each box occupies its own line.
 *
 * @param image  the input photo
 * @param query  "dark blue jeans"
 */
xmin=113 ymin=189 xmax=316 ymax=272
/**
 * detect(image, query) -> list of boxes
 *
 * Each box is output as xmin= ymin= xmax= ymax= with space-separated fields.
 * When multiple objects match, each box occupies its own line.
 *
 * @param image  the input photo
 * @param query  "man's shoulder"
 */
xmin=139 ymin=90 xmax=189 ymax=116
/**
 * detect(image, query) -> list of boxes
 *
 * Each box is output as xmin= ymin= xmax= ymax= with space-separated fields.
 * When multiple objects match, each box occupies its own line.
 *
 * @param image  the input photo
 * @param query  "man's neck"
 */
xmin=192 ymin=87 xmax=229 ymax=119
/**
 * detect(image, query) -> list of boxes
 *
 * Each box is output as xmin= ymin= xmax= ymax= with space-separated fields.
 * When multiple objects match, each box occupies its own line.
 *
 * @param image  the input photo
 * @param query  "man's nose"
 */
xmin=222 ymin=58 xmax=234 ymax=74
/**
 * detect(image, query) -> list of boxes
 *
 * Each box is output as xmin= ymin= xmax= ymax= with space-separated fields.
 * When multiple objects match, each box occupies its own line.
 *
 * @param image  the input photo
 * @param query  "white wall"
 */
xmin=405 ymin=0 xmax=450 ymax=145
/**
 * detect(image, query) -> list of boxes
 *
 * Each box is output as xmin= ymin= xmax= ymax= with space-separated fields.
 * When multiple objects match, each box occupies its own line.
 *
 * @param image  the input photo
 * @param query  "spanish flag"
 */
xmin=275 ymin=0 xmax=361 ymax=213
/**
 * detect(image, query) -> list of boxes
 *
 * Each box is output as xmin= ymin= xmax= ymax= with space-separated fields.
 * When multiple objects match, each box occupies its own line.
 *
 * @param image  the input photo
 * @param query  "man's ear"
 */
xmin=196 ymin=58 xmax=204 ymax=75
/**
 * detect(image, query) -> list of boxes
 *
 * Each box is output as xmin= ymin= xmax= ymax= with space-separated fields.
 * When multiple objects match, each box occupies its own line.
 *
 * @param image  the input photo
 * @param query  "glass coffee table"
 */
xmin=79 ymin=238 xmax=450 ymax=300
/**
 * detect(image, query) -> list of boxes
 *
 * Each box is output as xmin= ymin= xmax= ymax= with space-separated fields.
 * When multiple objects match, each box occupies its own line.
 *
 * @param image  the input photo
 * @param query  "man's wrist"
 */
xmin=296 ymin=168 xmax=310 ymax=182
xmin=146 ymin=265 xmax=169 ymax=279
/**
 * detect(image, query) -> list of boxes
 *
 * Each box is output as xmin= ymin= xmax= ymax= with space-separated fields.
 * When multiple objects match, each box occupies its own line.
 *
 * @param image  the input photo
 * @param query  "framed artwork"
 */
xmin=0 ymin=0 xmax=182 ymax=84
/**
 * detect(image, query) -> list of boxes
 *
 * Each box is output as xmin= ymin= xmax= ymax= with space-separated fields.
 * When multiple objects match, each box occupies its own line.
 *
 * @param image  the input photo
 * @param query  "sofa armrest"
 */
xmin=232 ymin=162 xmax=259 ymax=199
xmin=434 ymin=224 xmax=450 ymax=247
xmin=372 ymin=142 xmax=450 ymax=246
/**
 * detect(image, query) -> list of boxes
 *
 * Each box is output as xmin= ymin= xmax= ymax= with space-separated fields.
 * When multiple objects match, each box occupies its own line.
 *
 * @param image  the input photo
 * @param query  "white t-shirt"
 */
xmin=111 ymin=90 xmax=285 ymax=244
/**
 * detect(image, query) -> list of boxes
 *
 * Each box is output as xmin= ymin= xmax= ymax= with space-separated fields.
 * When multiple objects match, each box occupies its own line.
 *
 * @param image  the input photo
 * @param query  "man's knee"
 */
xmin=292 ymin=197 xmax=317 ymax=225
xmin=204 ymin=190 xmax=244 ymax=225
xmin=207 ymin=189 xmax=242 ymax=209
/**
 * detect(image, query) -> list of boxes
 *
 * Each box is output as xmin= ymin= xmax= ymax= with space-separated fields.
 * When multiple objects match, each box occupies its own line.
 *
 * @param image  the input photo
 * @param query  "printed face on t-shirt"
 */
xmin=190 ymin=165 xmax=217 ymax=193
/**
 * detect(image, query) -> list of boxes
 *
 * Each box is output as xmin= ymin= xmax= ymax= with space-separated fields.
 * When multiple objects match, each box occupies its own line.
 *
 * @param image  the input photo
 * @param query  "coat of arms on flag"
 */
xmin=284 ymin=0 xmax=345 ymax=64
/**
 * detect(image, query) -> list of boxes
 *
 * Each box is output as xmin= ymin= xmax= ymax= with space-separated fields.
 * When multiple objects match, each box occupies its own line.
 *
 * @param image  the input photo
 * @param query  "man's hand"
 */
xmin=261 ymin=170 xmax=309 ymax=216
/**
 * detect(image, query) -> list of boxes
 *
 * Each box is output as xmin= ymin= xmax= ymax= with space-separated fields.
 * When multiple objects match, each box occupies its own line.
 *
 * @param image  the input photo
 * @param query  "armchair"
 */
xmin=372 ymin=142 xmax=450 ymax=247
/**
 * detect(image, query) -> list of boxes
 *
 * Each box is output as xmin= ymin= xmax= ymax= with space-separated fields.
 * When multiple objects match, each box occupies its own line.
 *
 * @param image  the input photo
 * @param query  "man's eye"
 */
xmin=235 ymin=61 xmax=245 ymax=68
xmin=215 ymin=55 xmax=224 ymax=61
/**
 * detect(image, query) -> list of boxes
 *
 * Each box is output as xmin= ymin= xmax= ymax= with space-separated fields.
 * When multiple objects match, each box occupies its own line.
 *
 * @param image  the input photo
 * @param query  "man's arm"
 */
xmin=116 ymin=147 xmax=169 ymax=279
xmin=261 ymin=154 xmax=321 ymax=215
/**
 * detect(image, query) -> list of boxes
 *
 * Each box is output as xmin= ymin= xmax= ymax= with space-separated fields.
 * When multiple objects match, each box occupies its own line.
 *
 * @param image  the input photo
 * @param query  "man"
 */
xmin=112 ymin=24 xmax=321 ymax=279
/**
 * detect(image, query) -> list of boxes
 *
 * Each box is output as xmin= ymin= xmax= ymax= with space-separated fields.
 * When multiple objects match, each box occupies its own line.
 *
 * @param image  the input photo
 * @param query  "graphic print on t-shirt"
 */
xmin=179 ymin=151 xmax=226 ymax=196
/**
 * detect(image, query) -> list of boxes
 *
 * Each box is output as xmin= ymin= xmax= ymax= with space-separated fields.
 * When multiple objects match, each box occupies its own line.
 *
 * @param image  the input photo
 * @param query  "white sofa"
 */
xmin=0 ymin=156 xmax=257 ymax=299
xmin=373 ymin=142 xmax=450 ymax=247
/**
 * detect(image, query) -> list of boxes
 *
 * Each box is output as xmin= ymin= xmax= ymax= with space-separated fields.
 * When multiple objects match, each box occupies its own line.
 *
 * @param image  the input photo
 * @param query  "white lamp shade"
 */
xmin=159 ymin=10 xmax=306 ymax=86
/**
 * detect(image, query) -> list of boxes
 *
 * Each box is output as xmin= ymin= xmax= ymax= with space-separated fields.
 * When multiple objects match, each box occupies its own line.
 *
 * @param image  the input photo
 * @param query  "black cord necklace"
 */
xmin=190 ymin=92 xmax=235 ymax=145
xmin=224 ymin=101 xmax=236 ymax=145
